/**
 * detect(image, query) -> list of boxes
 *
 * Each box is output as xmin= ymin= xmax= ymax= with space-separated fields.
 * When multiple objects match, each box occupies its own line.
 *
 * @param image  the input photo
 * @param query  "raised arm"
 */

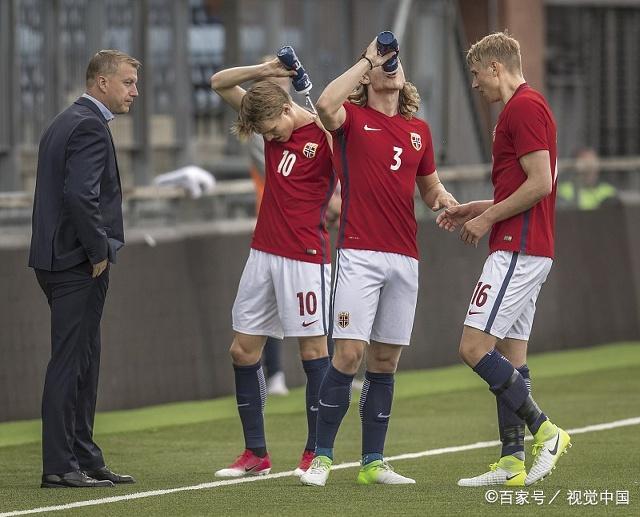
xmin=210 ymin=59 xmax=295 ymax=112
xmin=316 ymin=38 xmax=395 ymax=131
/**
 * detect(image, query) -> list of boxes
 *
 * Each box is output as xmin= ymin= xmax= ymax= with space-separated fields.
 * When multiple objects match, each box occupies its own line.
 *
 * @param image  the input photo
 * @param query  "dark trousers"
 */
xmin=35 ymin=262 xmax=109 ymax=475
xmin=262 ymin=337 xmax=283 ymax=377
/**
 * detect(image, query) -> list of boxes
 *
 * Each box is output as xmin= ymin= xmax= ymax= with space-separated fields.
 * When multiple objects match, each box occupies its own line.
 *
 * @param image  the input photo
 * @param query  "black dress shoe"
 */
xmin=84 ymin=466 xmax=136 ymax=484
xmin=41 ymin=470 xmax=115 ymax=488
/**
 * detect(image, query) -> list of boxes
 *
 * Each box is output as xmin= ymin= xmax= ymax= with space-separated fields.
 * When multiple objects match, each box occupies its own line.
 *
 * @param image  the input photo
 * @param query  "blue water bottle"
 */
xmin=276 ymin=46 xmax=312 ymax=94
xmin=376 ymin=31 xmax=399 ymax=73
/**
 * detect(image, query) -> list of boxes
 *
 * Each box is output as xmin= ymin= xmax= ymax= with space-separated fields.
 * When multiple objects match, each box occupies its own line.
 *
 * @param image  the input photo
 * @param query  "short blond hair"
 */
xmin=86 ymin=50 xmax=141 ymax=87
xmin=466 ymin=31 xmax=522 ymax=72
xmin=232 ymin=81 xmax=291 ymax=139
xmin=348 ymin=81 xmax=420 ymax=120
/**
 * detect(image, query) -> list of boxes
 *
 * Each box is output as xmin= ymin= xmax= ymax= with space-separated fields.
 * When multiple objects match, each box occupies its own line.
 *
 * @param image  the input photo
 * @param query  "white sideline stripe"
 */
xmin=2 ymin=416 xmax=639 ymax=517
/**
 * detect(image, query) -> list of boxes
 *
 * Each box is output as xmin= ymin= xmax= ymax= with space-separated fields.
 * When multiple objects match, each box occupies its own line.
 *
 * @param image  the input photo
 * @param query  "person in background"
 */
xmin=558 ymin=148 xmax=617 ymax=210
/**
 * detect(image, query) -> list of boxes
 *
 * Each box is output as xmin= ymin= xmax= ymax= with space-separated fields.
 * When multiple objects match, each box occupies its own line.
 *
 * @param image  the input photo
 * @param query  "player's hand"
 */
xmin=262 ymin=58 xmax=297 ymax=79
xmin=460 ymin=214 xmax=491 ymax=247
xmin=436 ymin=203 xmax=473 ymax=232
xmin=364 ymin=38 xmax=396 ymax=68
xmin=430 ymin=191 xmax=458 ymax=212
xmin=92 ymin=258 xmax=108 ymax=278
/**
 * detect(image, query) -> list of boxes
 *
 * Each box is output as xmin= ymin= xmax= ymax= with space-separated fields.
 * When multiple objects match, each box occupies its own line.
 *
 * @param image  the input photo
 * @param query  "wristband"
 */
xmin=360 ymin=55 xmax=374 ymax=70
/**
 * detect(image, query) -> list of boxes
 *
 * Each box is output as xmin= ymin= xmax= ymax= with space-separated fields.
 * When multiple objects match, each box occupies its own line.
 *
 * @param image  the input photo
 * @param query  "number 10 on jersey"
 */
xmin=277 ymin=150 xmax=297 ymax=177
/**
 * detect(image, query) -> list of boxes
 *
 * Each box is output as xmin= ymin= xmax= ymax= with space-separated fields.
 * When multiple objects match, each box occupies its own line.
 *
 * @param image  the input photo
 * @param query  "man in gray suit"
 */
xmin=29 ymin=50 xmax=140 ymax=488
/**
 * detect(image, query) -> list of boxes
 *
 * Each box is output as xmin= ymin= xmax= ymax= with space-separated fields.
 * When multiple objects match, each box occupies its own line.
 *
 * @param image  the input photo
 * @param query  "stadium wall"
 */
xmin=1 ymin=204 xmax=639 ymax=422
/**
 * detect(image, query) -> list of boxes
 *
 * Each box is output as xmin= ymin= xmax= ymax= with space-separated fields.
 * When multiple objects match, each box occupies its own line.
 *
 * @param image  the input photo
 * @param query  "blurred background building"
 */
xmin=1 ymin=0 xmax=639 ymax=226
xmin=1 ymin=0 xmax=640 ymax=419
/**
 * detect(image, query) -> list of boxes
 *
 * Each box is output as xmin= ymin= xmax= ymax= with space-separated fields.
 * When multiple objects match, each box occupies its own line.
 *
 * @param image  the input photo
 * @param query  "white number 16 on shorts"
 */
xmin=464 ymin=250 xmax=552 ymax=341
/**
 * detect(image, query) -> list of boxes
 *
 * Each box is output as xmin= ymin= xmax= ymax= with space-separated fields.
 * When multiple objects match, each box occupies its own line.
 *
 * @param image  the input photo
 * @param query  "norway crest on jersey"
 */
xmin=303 ymin=142 xmax=318 ymax=158
xmin=410 ymin=132 xmax=422 ymax=151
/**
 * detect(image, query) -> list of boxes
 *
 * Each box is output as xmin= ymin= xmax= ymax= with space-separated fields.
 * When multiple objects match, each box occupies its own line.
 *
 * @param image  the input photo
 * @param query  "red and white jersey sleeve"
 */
xmin=490 ymin=84 xmax=558 ymax=258
xmin=331 ymin=102 xmax=436 ymax=259
xmin=252 ymin=121 xmax=336 ymax=264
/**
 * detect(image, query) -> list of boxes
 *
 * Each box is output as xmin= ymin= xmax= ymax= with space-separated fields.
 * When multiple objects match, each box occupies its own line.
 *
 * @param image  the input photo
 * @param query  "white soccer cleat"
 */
xmin=267 ymin=371 xmax=289 ymax=396
xmin=300 ymin=455 xmax=332 ymax=486
xmin=357 ymin=460 xmax=416 ymax=485
xmin=457 ymin=455 xmax=526 ymax=487
xmin=525 ymin=422 xmax=571 ymax=485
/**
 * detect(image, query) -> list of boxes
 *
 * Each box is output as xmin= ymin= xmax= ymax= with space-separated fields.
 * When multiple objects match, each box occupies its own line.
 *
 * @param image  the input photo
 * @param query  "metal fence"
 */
xmin=1 ymin=0 xmax=640 ymax=199
xmin=547 ymin=3 xmax=640 ymax=157
xmin=1 ymin=0 xmax=488 ymax=193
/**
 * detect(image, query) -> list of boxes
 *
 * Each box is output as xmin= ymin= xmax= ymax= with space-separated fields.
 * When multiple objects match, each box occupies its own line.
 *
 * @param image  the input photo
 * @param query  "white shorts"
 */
xmin=464 ymin=250 xmax=553 ymax=340
xmin=232 ymin=249 xmax=331 ymax=339
xmin=331 ymin=249 xmax=419 ymax=346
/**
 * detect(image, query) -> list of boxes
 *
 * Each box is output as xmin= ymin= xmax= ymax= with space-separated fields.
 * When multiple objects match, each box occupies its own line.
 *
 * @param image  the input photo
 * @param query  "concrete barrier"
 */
xmin=1 ymin=205 xmax=638 ymax=422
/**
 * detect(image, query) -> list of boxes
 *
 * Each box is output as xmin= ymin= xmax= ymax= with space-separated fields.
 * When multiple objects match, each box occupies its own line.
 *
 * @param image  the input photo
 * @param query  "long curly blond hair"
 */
xmin=347 ymin=81 xmax=420 ymax=120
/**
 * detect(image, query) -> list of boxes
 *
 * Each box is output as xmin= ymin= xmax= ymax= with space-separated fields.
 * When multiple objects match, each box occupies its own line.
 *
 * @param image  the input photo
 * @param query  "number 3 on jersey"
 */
xmin=390 ymin=146 xmax=403 ymax=171
xmin=277 ymin=150 xmax=297 ymax=177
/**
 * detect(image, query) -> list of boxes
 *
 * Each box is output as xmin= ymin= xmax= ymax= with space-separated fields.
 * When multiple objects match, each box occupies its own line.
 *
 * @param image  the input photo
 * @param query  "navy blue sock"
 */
xmin=302 ymin=356 xmax=330 ymax=451
xmin=233 ymin=361 xmax=267 ymax=451
xmin=315 ymin=365 xmax=354 ymax=460
xmin=473 ymin=349 xmax=516 ymax=388
xmin=497 ymin=364 xmax=530 ymax=458
xmin=360 ymin=371 xmax=394 ymax=464
xmin=474 ymin=350 xmax=546 ymax=435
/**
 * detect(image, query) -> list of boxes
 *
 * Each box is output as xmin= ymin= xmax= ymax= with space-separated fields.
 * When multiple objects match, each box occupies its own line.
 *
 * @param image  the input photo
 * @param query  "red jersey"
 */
xmin=490 ymin=83 xmax=558 ymax=259
xmin=252 ymin=121 xmax=335 ymax=264
xmin=331 ymin=102 xmax=436 ymax=259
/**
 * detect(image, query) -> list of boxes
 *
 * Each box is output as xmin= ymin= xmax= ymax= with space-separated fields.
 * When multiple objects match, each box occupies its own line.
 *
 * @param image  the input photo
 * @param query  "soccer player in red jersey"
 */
xmin=210 ymin=58 xmax=336 ymax=478
xmin=301 ymin=37 xmax=457 ymax=487
xmin=437 ymin=32 xmax=571 ymax=487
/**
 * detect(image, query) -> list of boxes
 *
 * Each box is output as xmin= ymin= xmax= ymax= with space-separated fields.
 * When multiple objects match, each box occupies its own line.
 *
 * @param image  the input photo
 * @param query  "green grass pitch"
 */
xmin=1 ymin=342 xmax=638 ymax=516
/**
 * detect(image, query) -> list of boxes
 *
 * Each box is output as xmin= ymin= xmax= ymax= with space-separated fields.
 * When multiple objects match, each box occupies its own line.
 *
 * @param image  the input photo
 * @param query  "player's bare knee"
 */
xmin=332 ymin=343 xmax=364 ymax=374
xmin=458 ymin=340 xmax=480 ymax=366
xmin=229 ymin=336 xmax=263 ymax=365
xmin=299 ymin=336 xmax=328 ymax=361
xmin=367 ymin=345 xmax=401 ymax=373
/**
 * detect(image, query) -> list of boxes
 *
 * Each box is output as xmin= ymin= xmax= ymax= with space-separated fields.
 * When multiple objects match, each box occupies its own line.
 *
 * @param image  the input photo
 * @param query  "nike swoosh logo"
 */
xmin=377 ymin=412 xmax=391 ymax=419
xmin=549 ymin=434 xmax=560 ymax=455
xmin=302 ymin=320 xmax=318 ymax=327
xmin=245 ymin=464 xmax=259 ymax=472
xmin=468 ymin=310 xmax=484 ymax=315
xmin=237 ymin=403 xmax=250 ymax=407
xmin=506 ymin=473 xmax=521 ymax=480
xmin=364 ymin=124 xmax=382 ymax=131
xmin=309 ymin=406 xmax=318 ymax=412
xmin=319 ymin=399 xmax=339 ymax=408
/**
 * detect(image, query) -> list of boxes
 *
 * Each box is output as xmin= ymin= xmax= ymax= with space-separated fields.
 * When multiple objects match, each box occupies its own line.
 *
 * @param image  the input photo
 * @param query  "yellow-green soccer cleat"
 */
xmin=357 ymin=460 xmax=416 ymax=485
xmin=457 ymin=455 xmax=526 ymax=487
xmin=525 ymin=420 xmax=571 ymax=485
xmin=300 ymin=455 xmax=332 ymax=487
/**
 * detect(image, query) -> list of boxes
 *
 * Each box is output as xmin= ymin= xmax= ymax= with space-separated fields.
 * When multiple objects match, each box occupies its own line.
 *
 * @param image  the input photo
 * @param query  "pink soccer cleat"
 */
xmin=215 ymin=449 xmax=272 ymax=478
xmin=294 ymin=449 xmax=315 ymax=476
